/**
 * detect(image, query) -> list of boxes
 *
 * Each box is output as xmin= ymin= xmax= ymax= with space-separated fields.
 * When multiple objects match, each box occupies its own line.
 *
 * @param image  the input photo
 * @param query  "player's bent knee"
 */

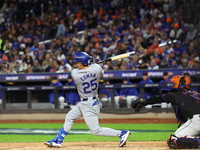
xmin=167 ymin=137 xmax=199 ymax=149
xmin=90 ymin=127 xmax=101 ymax=135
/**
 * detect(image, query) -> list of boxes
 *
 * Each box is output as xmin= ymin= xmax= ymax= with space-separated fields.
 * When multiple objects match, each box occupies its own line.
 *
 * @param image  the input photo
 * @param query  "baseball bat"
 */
xmin=97 ymin=51 xmax=135 ymax=64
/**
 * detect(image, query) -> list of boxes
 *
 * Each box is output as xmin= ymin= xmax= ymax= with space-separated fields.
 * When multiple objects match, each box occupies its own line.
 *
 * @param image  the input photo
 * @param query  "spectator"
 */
xmin=188 ymin=53 xmax=196 ymax=68
xmin=42 ymin=53 xmax=52 ymax=72
xmin=19 ymin=43 xmax=26 ymax=53
xmin=148 ymin=59 xmax=159 ymax=70
xmin=147 ymin=40 xmax=163 ymax=56
xmin=65 ymin=75 xmax=80 ymax=109
xmin=57 ymin=48 xmax=66 ymax=62
xmin=14 ymin=61 xmax=21 ymax=73
xmin=60 ymin=59 xmax=72 ymax=72
xmin=170 ymin=51 xmax=179 ymax=62
xmin=164 ymin=42 xmax=174 ymax=55
xmin=137 ymin=58 xmax=148 ymax=69
xmin=173 ymin=41 xmax=185 ymax=57
xmin=27 ymin=64 xmax=33 ymax=73
xmin=160 ymin=32 xmax=170 ymax=50
xmin=2 ymin=64 xmax=8 ymax=74
xmin=120 ymin=64 xmax=128 ymax=70
xmin=130 ymin=55 xmax=139 ymax=69
xmin=56 ymin=19 xmax=66 ymax=38
xmin=48 ymin=77 xmax=66 ymax=109
xmin=113 ymin=63 xmax=119 ymax=70
xmin=178 ymin=58 xmax=191 ymax=69
xmin=185 ymin=24 xmax=196 ymax=41
xmin=163 ymin=52 xmax=172 ymax=66
xmin=19 ymin=60 xmax=28 ymax=73
xmin=193 ymin=60 xmax=200 ymax=68
xmin=23 ymin=53 xmax=34 ymax=66
xmin=160 ymin=58 xmax=169 ymax=68
xmin=8 ymin=63 xmax=17 ymax=74
xmin=179 ymin=27 xmax=188 ymax=43
xmin=169 ymin=23 xmax=182 ymax=41
xmin=0 ymin=0 xmax=198 ymax=73
xmin=51 ymin=60 xmax=67 ymax=73
xmin=37 ymin=54 xmax=44 ymax=66
xmin=180 ymin=51 xmax=189 ymax=60
xmin=103 ymin=65 xmax=109 ymax=71
xmin=170 ymin=59 xmax=179 ymax=68
xmin=32 ymin=60 xmax=43 ymax=72
xmin=118 ymin=78 xmax=139 ymax=108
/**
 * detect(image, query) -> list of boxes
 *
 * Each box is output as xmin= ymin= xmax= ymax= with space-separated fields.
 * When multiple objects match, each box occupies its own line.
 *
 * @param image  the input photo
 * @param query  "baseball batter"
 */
xmin=44 ymin=52 xmax=130 ymax=148
xmin=131 ymin=75 xmax=200 ymax=149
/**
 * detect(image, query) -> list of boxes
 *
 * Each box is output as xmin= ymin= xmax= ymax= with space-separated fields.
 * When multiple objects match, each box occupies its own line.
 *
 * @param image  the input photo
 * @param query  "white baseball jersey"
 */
xmin=71 ymin=63 xmax=103 ymax=99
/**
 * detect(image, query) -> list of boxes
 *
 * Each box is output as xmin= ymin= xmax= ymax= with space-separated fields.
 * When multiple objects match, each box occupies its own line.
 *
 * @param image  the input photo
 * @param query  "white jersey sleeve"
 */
xmin=71 ymin=63 xmax=103 ymax=99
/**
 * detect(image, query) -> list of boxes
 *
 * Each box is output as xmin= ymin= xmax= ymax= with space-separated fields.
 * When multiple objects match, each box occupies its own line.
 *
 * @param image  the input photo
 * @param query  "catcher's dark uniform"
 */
xmin=132 ymin=88 xmax=200 ymax=149
xmin=146 ymin=88 xmax=200 ymax=123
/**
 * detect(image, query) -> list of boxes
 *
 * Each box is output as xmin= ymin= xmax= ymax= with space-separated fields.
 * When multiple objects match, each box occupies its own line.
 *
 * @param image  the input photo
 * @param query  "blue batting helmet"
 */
xmin=73 ymin=52 xmax=90 ymax=65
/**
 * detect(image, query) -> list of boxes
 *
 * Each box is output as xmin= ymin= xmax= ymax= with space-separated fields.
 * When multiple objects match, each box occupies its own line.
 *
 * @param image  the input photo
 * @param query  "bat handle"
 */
xmin=97 ymin=61 xmax=104 ymax=64
xmin=97 ymin=58 xmax=111 ymax=64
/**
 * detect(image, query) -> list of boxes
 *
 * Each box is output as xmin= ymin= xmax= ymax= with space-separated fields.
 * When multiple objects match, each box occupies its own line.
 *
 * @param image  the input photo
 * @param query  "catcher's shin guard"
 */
xmin=167 ymin=135 xmax=199 ymax=149
xmin=167 ymin=136 xmax=179 ymax=149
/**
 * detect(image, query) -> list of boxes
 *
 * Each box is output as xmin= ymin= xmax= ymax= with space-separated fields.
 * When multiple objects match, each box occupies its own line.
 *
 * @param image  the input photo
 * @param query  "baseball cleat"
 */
xmin=119 ymin=130 xmax=131 ymax=147
xmin=44 ymin=139 xmax=63 ymax=148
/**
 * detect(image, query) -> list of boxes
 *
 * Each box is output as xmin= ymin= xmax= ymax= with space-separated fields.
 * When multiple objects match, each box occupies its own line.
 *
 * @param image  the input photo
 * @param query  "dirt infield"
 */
xmin=0 ymin=141 xmax=172 ymax=150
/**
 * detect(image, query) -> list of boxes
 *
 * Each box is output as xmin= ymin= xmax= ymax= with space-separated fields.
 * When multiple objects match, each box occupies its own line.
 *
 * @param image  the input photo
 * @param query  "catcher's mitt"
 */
xmin=131 ymin=98 xmax=146 ymax=112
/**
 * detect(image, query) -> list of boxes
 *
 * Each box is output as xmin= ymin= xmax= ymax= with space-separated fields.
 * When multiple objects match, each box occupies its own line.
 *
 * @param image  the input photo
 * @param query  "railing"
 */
xmin=1 ymin=83 xmax=199 ymax=111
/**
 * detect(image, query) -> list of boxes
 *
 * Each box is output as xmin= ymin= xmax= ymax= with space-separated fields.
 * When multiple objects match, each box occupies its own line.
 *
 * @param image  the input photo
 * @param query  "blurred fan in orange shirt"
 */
xmin=147 ymin=41 xmax=163 ymax=55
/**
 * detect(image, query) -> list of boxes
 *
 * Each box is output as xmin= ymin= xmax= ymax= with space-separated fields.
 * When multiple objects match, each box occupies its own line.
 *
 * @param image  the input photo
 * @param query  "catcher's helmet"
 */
xmin=170 ymin=75 xmax=191 ymax=89
xmin=73 ymin=52 xmax=90 ymax=65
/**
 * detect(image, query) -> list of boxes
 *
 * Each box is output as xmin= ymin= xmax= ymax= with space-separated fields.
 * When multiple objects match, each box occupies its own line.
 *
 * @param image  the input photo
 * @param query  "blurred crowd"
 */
xmin=0 ymin=0 xmax=199 ymax=74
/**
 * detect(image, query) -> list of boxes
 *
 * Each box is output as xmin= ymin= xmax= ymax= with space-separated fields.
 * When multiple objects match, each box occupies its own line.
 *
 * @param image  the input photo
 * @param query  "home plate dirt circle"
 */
xmin=1 ymin=141 xmax=172 ymax=150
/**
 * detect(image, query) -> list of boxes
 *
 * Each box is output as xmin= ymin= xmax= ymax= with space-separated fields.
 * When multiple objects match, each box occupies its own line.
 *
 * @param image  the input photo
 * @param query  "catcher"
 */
xmin=131 ymin=75 xmax=200 ymax=149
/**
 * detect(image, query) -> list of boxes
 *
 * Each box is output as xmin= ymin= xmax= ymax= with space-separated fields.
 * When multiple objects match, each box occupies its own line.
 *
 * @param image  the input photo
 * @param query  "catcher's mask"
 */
xmin=170 ymin=75 xmax=191 ymax=89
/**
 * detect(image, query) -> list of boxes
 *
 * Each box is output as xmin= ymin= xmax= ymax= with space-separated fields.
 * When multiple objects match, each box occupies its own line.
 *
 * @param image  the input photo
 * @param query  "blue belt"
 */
xmin=82 ymin=97 xmax=96 ymax=101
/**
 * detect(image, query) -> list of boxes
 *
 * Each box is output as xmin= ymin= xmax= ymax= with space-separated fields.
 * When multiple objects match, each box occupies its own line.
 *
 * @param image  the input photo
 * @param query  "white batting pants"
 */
xmin=172 ymin=114 xmax=200 ymax=139
xmin=63 ymin=98 xmax=121 ymax=137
